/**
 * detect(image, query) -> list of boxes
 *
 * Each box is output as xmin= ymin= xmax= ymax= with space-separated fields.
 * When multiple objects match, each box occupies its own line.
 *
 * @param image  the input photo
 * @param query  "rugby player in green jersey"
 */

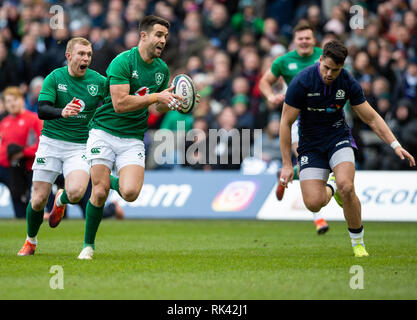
xmin=259 ymin=21 xmax=330 ymax=234
xmin=18 ymin=37 xmax=111 ymax=256
xmin=78 ymin=16 xmax=190 ymax=259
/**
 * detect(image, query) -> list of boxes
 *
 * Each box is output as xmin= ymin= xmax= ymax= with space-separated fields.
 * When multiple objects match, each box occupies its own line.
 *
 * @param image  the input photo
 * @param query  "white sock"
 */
xmin=26 ymin=236 xmax=37 ymax=245
xmin=349 ymin=229 xmax=364 ymax=247
xmin=56 ymin=193 xmax=63 ymax=207
xmin=313 ymin=212 xmax=323 ymax=222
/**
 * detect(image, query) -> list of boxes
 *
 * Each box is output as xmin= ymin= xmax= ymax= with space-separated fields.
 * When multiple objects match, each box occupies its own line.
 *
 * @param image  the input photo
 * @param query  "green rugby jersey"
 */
xmin=89 ymin=46 xmax=170 ymax=140
xmin=38 ymin=67 xmax=106 ymax=144
xmin=271 ymin=47 xmax=322 ymax=84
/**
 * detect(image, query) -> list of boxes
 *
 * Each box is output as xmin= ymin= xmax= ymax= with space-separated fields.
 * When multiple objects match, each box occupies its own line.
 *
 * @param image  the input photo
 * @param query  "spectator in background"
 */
xmin=231 ymin=94 xmax=254 ymax=129
xmin=380 ymin=99 xmax=417 ymax=170
xmin=394 ymin=59 xmax=417 ymax=105
xmin=89 ymin=27 xmax=118 ymax=76
xmin=231 ymin=0 xmax=264 ymax=38
xmin=253 ymin=112 xmax=282 ymax=164
xmin=203 ymin=2 xmax=234 ymax=50
xmin=0 ymin=40 xmax=19 ymax=91
xmin=26 ymin=76 xmax=44 ymax=113
xmin=0 ymin=94 xmax=7 ymax=122
xmin=210 ymin=107 xmax=241 ymax=170
xmin=178 ymin=11 xmax=209 ymax=69
xmin=210 ymin=52 xmax=233 ymax=106
xmin=15 ymin=34 xmax=44 ymax=85
xmin=0 ymin=86 xmax=42 ymax=218
xmin=183 ymin=117 xmax=211 ymax=170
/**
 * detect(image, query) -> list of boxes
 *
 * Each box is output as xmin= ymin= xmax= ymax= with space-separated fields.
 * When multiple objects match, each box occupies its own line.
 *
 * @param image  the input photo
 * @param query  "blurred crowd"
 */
xmin=1 ymin=0 xmax=417 ymax=176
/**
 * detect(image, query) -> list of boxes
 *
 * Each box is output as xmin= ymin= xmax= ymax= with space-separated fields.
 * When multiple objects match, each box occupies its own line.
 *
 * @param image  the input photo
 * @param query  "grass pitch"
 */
xmin=1 ymin=219 xmax=416 ymax=300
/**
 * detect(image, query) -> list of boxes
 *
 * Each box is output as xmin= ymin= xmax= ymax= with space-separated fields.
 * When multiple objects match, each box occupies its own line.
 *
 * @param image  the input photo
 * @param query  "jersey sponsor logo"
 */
xmin=73 ymin=98 xmax=86 ymax=112
xmin=307 ymin=93 xmax=320 ymax=97
xmin=90 ymin=147 xmax=101 ymax=154
xmin=300 ymin=156 xmax=309 ymax=166
xmin=307 ymin=103 xmax=343 ymax=113
xmin=58 ymin=84 xmax=68 ymax=92
xmin=155 ymin=72 xmax=164 ymax=85
xmin=335 ymin=89 xmax=345 ymax=100
xmin=135 ymin=87 xmax=149 ymax=96
xmin=87 ymin=84 xmax=98 ymax=96
xmin=132 ymin=70 xmax=139 ymax=79
xmin=288 ymin=63 xmax=298 ymax=70
xmin=36 ymin=157 xmax=46 ymax=165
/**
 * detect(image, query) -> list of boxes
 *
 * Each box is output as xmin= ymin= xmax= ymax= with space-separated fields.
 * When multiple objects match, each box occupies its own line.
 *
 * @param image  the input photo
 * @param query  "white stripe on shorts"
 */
xmin=299 ymin=168 xmax=330 ymax=181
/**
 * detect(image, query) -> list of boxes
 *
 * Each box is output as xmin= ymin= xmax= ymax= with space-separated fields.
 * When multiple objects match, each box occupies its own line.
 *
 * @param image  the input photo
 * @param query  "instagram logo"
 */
xmin=212 ymin=181 xmax=258 ymax=212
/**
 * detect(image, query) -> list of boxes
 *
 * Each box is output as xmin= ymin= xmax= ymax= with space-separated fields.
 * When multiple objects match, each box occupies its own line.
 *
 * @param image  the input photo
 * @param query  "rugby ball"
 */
xmin=172 ymin=74 xmax=196 ymax=114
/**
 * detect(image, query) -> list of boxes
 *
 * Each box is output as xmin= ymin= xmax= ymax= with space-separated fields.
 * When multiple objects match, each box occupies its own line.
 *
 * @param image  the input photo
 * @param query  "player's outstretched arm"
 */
xmin=353 ymin=101 xmax=416 ymax=167
xmin=259 ymin=70 xmax=285 ymax=108
xmin=279 ymin=103 xmax=300 ymax=186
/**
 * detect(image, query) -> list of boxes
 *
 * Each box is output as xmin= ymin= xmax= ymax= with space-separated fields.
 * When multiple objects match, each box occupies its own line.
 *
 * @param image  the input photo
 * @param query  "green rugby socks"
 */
xmin=110 ymin=175 xmax=121 ymax=197
xmin=83 ymin=200 xmax=104 ymax=249
xmin=26 ymin=202 xmax=44 ymax=239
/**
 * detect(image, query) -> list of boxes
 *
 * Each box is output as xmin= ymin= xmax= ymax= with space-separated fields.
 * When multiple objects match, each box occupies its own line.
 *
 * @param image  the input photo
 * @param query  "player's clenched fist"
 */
xmin=279 ymin=165 xmax=294 ymax=188
xmin=62 ymin=97 xmax=81 ymax=118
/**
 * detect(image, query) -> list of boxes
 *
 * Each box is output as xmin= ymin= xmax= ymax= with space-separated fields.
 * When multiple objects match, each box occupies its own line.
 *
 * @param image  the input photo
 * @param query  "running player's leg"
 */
xmin=118 ymin=165 xmax=145 ymax=202
xmin=330 ymin=148 xmax=368 ymax=257
xmin=114 ymin=134 xmax=146 ymax=202
xmin=300 ymin=176 xmax=333 ymax=213
xmin=18 ymin=176 xmax=56 ymax=256
xmin=78 ymin=164 xmax=110 ymax=259
xmin=79 ymin=128 xmax=114 ymax=259
xmin=49 ymin=170 xmax=90 ymax=227
xmin=49 ymin=148 xmax=90 ymax=227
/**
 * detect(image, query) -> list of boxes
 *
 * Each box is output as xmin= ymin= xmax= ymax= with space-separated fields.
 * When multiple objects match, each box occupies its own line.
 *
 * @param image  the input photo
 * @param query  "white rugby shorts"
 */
xmin=32 ymin=135 xmax=90 ymax=183
xmin=87 ymin=128 xmax=145 ymax=172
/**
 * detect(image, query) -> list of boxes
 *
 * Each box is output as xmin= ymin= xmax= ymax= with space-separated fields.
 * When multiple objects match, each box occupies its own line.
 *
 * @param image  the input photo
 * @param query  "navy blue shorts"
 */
xmin=297 ymin=135 xmax=356 ymax=181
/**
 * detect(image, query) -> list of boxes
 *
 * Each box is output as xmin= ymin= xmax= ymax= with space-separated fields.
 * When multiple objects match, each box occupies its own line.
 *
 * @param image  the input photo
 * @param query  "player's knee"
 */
xmin=92 ymin=185 xmax=109 ymax=206
xmin=66 ymin=186 xmax=86 ymax=203
xmin=304 ymin=198 xmax=326 ymax=212
xmin=31 ymin=193 xmax=48 ymax=211
xmin=120 ymin=188 xmax=140 ymax=202
xmin=337 ymin=181 xmax=354 ymax=198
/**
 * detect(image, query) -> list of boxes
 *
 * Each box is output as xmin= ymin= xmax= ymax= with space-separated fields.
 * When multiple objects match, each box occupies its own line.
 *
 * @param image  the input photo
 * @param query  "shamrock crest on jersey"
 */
xmin=87 ymin=84 xmax=98 ymax=96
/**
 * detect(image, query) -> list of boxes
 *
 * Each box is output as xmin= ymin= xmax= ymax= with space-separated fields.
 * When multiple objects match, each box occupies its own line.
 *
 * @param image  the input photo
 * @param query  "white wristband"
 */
xmin=390 ymin=140 xmax=401 ymax=150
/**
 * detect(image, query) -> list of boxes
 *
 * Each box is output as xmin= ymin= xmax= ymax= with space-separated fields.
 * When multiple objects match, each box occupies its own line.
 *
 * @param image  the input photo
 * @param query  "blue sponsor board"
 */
xmin=109 ymin=171 xmax=276 ymax=219
xmin=0 ymin=172 xmax=276 ymax=219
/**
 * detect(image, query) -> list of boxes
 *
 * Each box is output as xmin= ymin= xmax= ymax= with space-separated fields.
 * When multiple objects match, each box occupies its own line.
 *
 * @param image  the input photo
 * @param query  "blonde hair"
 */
xmin=2 ymin=86 xmax=24 ymax=100
xmin=66 ymin=37 xmax=92 ymax=53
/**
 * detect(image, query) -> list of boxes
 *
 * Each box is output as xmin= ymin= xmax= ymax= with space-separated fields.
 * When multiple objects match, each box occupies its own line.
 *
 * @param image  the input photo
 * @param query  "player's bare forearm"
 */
xmin=110 ymin=84 xmax=157 ymax=113
xmin=279 ymin=123 xmax=293 ymax=167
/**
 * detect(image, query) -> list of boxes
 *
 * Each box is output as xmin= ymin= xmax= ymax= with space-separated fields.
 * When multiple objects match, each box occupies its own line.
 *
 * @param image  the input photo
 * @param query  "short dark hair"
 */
xmin=139 ymin=15 xmax=170 ymax=33
xmin=293 ymin=20 xmax=315 ymax=37
xmin=322 ymin=40 xmax=348 ymax=65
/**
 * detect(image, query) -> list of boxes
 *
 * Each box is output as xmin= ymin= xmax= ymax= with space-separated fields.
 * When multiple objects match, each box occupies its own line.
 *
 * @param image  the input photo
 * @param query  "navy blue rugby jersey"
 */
xmin=285 ymin=63 xmax=366 ymax=149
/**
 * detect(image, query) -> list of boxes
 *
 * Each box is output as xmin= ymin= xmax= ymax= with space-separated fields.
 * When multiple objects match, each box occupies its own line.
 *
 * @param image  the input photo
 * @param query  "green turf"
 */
xmin=1 ymin=219 xmax=416 ymax=300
